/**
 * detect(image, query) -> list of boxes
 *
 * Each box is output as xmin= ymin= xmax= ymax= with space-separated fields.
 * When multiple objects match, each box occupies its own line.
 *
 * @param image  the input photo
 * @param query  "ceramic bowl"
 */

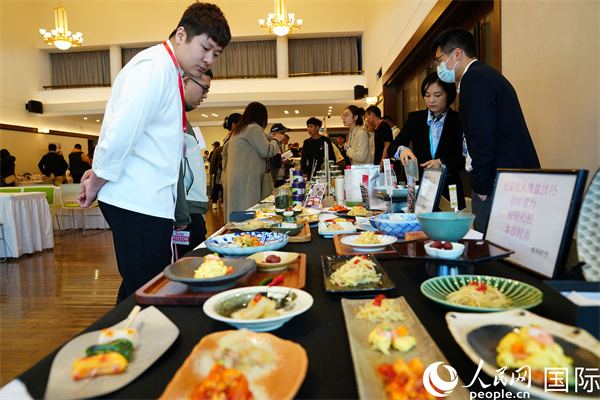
xmin=205 ymin=232 xmax=288 ymax=256
xmin=246 ymin=251 xmax=300 ymax=272
xmin=203 ymin=286 xmax=314 ymax=332
xmin=417 ymin=212 xmax=475 ymax=242
xmin=369 ymin=213 xmax=422 ymax=238
xmin=164 ymin=257 xmax=257 ymax=292
xmin=270 ymin=222 xmax=303 ymax=236
xmin=423 ymin=241 xmax=465 ymax=259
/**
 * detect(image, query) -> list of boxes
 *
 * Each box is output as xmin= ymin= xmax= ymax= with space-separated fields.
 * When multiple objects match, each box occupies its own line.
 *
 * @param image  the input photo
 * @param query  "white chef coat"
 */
xmin=93 ymin=41 xmax=184 ymax=219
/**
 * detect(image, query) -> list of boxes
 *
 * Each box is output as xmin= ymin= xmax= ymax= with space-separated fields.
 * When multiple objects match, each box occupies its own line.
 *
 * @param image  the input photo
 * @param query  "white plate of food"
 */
xmin=203 ymin=286 xmax=314 ymax=332
xmin=246 ymin=251 xmax=300 ymax=272
xmin=341 ymin=296 xmax=469 ymax=400
xmin=45 ymin=306 xmax=179 ymax=400
xmin=158 ymin=329 xmax=307 ymax=400
xmin=447 ymin=309 xmax=600 ymax=399
xmin=318 ymin=221 xmax=356 ymax=238
xmin=340 ymin=232 xmax=397 ymax=252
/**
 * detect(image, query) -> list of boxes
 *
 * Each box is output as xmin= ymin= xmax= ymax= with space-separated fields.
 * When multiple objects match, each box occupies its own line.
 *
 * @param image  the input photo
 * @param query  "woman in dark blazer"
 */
xmin=388 ymin=72 xmax=466 ymax=210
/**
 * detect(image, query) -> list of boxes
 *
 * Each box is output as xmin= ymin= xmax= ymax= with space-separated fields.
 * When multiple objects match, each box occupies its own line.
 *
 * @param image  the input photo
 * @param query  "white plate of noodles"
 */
xmin=420 ymin=275 xmax=543 ymax=312
xmin=340 ymin=232 xmax=397 ymax=252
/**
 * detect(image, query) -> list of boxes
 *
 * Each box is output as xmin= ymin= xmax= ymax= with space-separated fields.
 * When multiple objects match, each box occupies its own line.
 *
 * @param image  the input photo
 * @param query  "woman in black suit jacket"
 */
xmin=388 ymin=73 xmax=466 ymax=210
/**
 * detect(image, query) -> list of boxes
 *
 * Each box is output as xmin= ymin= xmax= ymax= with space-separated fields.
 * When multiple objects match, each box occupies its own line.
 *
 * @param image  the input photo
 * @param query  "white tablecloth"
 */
xmin=0 ymin=192 xmax=54 ymax=258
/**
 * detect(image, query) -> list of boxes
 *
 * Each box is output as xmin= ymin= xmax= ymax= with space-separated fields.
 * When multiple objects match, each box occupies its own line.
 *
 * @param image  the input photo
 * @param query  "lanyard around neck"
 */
xmin=163 ymin=41 xmax=186 ymax=133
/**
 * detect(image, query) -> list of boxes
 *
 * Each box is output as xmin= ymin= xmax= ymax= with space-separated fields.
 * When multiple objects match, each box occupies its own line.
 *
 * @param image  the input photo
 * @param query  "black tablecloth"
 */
xmin=18 ymin=227 xmax=580 ymax=399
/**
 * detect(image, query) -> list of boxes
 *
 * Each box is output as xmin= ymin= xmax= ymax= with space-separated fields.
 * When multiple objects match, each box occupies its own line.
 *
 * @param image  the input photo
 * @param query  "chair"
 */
xmin=0 ymin=222 xmax=6 ymax=262
xmin=577 ymin=167 xmax=600 ymax=281
xmin=58 ymin=183 xmax=103 ymax=236
xmin=0 ymin=187 xmax=24 ymax=193
xmin=23 ymin=185 xmax=62 ymax=237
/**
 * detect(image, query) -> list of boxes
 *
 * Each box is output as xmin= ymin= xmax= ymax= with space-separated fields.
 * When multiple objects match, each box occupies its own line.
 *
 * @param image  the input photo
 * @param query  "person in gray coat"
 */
xmin=222 ymin=102 xmax=285 ymax=222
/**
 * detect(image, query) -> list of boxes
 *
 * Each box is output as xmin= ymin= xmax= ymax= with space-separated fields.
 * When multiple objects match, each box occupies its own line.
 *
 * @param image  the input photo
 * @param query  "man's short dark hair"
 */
xmin=170 ymin=2 xmax=231 ymax=47
xmin=421 ymin=72 xmax=457 ymax=107
xmin=365 ymin=106 xmax=382 ymax=119
xmin=74 ymin=144 xmax=82 ymax=149
xmin=383 ymin=115 xmax=396 ymax=126
xmin=431 ymin=28 xmax=477 ymax=58
xmin=48 ymin=143 xmax=57 ymax=151
xmin=306 ymin=117 xmax=322 ymax=127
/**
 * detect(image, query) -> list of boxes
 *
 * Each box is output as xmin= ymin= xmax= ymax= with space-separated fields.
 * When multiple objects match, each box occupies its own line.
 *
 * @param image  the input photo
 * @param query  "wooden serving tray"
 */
xmin=135 ymin=254 xmax=307 ymax=305
xmin=333 ymin=233 xmax=402 ymax=259
xmin=287 ymin=221 xmax=311 ymax=243
xmin=223 ymin=221 xmax=311 ymax=243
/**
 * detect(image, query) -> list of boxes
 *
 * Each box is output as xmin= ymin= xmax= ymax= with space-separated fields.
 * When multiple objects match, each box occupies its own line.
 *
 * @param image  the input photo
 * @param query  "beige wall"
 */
xmin=1 ymin=0 xmax=599 ymax=182
xmin=501 ymin=0 xmax=599 ymax=182
xmin=1 ymin=129 xmax=90 ymax=177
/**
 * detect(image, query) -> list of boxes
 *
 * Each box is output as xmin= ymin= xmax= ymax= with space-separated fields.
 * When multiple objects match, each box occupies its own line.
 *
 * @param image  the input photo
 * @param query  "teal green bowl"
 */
xmin=421 ymin=275 xmax=543 ymax=312
xmin=417 ymin=212 xmax=475 ymax=242
xmin=270 ymin=222 xmax=303 ymax=236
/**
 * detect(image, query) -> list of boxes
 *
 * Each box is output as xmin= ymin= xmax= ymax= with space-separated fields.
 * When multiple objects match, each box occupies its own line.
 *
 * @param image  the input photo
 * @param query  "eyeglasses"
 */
xmin=341 ymin=113 xmax=351 ymax=118
xmin=434 ymin=48 xmax=456 ymax=66
xmin=188 ymin=76 xmax=210 ymax=94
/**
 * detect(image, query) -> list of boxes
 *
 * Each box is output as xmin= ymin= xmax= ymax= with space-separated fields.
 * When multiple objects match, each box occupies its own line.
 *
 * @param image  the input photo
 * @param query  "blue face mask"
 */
xmin=437 ymin=53 xmax=458 ymax=83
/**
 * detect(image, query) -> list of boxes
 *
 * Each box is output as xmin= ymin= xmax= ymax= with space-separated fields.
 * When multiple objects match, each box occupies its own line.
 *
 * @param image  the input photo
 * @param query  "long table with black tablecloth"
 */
xmin=15 ymin=225 xmax=580 ymax=399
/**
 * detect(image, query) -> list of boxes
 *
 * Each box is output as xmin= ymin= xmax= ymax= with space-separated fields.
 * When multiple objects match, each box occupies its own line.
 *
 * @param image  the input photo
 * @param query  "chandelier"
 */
xmin=39 ymin=0 xmax=83 ymax=50
xmin=259 ymin=0 xmax=302 ymax=37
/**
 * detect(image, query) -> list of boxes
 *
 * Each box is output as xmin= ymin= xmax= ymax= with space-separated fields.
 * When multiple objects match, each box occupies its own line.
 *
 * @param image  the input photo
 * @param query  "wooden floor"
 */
xmin=0 ymin=202 xmax=225 ymax=387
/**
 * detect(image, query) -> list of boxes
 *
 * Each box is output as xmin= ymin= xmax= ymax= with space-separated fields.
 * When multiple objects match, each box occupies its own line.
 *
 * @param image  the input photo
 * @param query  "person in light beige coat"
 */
xmin=222 ymin=102 xmax=284 ymax=222
xmin=342 ymin=105 xmax=370 ymax=165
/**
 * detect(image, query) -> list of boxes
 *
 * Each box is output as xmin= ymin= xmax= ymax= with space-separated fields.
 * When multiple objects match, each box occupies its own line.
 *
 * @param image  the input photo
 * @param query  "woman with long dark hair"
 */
xmin=209 ymin=113 xmax=242 ymax=210
xmin=341 ymin=105 xmax=370 ymax=165
xmin=222 ymin=103 xmax=285 ymax=221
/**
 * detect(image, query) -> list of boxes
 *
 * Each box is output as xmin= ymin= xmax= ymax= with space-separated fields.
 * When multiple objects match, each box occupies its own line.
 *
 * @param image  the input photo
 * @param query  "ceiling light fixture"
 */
xmin=284 ymin=110 xmax=289 ymax=114
xmin=39 ymin=1 xmax=83 ymax=50
xmin=259 ymin=0 xmax=302 ymax=37
xmin=294 ymin=110 xmax=299 ymax=114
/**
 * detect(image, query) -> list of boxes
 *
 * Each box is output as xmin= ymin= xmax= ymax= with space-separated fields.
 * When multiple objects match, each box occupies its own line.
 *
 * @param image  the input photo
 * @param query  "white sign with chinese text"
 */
xmin=486 ymin=172 xmax=578 ymax=278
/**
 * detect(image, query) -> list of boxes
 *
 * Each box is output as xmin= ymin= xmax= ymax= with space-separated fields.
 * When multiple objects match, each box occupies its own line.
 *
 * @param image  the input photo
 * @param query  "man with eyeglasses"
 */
xmin=431 ymin=28 xmax=540 ymax=233
xmin=173 ymin=70 xmax=213 ymax=257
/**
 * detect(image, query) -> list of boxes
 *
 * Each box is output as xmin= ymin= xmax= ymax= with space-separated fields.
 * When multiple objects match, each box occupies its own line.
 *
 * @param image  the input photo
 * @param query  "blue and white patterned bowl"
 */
xmin=205 ymin=232 xmax=289 ymax=256
xmin=370 ymin=213 xmax=422 ymax=239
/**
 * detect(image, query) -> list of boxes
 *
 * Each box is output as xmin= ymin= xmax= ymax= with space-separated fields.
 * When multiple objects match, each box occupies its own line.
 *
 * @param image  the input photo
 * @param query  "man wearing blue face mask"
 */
xmin=431 ymin=28 xmax=540 ymax=233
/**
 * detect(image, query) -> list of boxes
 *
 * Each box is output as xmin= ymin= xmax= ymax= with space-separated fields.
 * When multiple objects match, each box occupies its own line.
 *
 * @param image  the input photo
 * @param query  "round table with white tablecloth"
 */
xmin=0 ymin=192 xmax=53 ymax=258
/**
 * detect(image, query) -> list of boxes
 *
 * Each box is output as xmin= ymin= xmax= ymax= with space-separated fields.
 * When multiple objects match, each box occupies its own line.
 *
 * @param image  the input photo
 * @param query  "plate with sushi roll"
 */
xmin=45 ymin=306 xmax=179 ymax=400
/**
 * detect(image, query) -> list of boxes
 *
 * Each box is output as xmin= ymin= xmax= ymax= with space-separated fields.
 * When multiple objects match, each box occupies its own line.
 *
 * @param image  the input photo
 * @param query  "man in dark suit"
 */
xmin=431 ymin=28 xmax=540 ymax=233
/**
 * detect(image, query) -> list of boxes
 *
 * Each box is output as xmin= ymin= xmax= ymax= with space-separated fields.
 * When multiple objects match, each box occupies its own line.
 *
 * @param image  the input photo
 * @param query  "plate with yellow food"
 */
xmin=321 ymin=254 xmax=394 ymax=293
xmin=340 ymin=232 xmax=397 ymax=252
xmin=341 ymin=296 xmax=469 ymax=400
xmin=163 ymin=254 xmax=257 ymax=292
xmin=45 ymin=306 xmax=179 ymax=400
xmin=158 ymin=329 xmax=307 ymax=400
xmin=420 ymin=275 xmax=543 ymax=312
xmin=447 ymin=309 xmax=600 ymax=399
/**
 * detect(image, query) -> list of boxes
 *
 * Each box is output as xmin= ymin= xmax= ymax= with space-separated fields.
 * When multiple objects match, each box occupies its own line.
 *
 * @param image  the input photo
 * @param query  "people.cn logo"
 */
xmin=423 ymin=361 xmax=459 ymax=397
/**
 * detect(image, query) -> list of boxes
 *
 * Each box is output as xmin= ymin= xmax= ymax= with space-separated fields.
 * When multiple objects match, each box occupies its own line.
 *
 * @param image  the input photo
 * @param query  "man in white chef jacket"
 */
xmin=77 ymin=3 xmax=231 ymax=303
